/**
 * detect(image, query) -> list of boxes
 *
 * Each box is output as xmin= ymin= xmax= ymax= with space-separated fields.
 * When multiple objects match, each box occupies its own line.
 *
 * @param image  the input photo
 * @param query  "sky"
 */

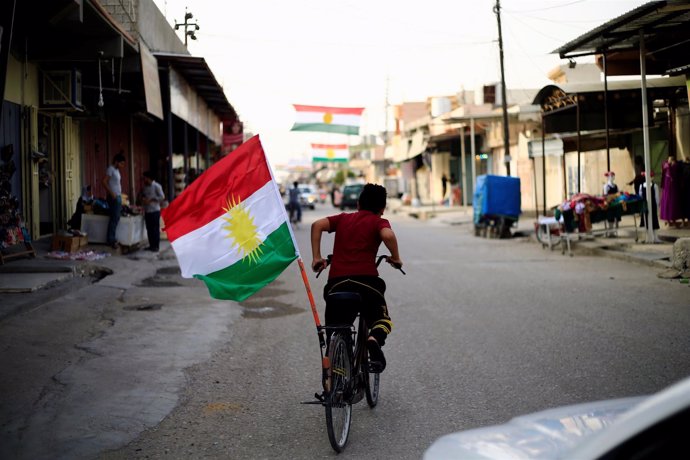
xmin=151 ymin=0 xmax=650 ymax=165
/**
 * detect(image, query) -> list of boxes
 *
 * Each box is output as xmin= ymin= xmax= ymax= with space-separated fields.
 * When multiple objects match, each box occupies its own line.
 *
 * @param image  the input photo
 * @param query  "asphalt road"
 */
xmin=3 ymin=205 xmax=690 ymax=460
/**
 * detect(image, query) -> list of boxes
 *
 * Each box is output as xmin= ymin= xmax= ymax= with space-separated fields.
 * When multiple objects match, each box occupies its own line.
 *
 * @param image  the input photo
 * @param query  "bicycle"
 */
xmin=302 ymin=255 xmax=404 ymax=453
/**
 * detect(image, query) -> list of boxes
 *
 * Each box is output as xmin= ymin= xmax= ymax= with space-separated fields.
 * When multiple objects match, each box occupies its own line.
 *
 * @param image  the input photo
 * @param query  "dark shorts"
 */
xmin=323 ymin=276 xmax=392 ymax=345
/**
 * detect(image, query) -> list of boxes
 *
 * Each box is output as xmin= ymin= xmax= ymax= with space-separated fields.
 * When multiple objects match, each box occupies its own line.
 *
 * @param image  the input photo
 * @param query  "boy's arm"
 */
xmin=380 ymin=227 xmax=402 ymax=267
xmin=310 ymin=218 xmax=330 ymax=271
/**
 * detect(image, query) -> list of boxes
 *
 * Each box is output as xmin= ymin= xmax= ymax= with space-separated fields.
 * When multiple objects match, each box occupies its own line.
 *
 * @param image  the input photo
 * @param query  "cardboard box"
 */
xmin=51 ymin=234 xmax=88 ymax=253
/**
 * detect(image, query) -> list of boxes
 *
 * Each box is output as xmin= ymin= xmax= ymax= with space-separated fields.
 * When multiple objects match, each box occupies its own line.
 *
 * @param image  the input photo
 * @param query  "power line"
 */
xmin=504 ymin=0 xmax=588 ymax=13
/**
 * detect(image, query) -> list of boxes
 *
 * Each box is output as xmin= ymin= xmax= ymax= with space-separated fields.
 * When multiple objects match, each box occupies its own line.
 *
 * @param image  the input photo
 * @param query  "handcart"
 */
xmin=473 ymin=175 xmax=521 ymax=239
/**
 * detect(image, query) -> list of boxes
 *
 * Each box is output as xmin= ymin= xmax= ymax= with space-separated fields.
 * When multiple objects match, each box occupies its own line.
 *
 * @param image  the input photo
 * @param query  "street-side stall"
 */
xmin=81 ymin=198 xmax=147 ymax=247
xmin=72 ymin=192 xmax=147 ymax=250
xmin=551 ymin=192 xmax=644 ymax=256
xmin=81 ymin=214 xmax=147 ymax=246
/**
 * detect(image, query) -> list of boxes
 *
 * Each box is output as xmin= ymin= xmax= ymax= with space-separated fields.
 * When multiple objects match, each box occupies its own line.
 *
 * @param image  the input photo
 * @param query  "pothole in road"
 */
xmin=239 ymin=282 xmax=304 ymax=318
xmin=157 ymin=267 xmax=182 ymax=275
xmin=240 ymin=302 xmax=303 ymax=318
xmin=123 ymin=303 xmax=163 ymax=311
xmin=137 ymin=266 xmax=183 ymax=287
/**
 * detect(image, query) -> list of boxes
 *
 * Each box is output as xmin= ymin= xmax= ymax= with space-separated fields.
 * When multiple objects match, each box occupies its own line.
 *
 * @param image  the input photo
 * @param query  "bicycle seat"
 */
xmin=326 ymin=292 xmax=362 ymax=308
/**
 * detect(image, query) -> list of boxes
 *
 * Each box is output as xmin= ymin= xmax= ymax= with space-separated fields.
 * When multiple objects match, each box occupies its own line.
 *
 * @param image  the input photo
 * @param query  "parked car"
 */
xmin=340 ymin=183 xmax=364 ymax=210
xmin=424 ymin=375 xmax=690 ymax=460
xmin=298 ymin=184 xmax=318 ymax=210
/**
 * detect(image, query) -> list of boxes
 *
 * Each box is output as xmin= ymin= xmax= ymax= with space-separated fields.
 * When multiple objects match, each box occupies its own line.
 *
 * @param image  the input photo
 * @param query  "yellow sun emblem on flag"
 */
xmin=222 ymin=195 xmax=263 ymax=264
xmin=326 ymin=148 xmax=335 ymax=159
xmin=322 ymin=112 xmax=333 ymax=124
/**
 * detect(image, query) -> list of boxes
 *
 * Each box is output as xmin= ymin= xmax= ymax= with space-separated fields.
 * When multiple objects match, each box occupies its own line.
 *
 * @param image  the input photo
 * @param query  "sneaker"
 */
xmin=367 ymin=338 xmax=386 ymax=373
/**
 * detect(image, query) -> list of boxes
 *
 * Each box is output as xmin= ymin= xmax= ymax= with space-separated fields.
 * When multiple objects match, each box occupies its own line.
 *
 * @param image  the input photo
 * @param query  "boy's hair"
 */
xmin=113 ymin=153 xmax=126 ymax=163
xmin=358 ymin=183 xmax=387 ymax=213
xmin=143 ymin=171 xmax=155 ymax=180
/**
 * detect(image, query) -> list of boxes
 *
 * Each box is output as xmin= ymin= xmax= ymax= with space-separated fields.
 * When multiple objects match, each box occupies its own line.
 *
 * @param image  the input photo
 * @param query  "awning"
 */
xmin=532 ymin=75 xmax=686 ymax=135
xmin=554 ymin=0 xmax=690 ymax=76
xmin=154 ymin=53 xmax=237 ymax=122
xmin=13 ymin=0 xmax=138 ymax=61
xmin=393 ymin=131 xmax=428 ymax=163
xmin=140 ymin=42 xmax=163 ymax=120
xmin=444 ymin=105 xmax=540 ymax=124
xmin=533 ymin=75 xmax=687 ymax=105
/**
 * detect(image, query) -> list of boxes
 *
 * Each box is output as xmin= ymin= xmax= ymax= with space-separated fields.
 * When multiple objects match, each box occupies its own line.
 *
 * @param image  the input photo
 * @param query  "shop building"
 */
xmin=534 ymin=0 xmax=690 ymax=237
xmin=0 ymin=0 xmax=238 ymax=254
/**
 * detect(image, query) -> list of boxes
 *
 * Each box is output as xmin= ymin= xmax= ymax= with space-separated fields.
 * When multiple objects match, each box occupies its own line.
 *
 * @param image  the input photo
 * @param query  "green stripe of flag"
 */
xmin=291 ymin=123 xmax=359 ymax=135
xmin=194 ymin=222 xmax=297 ymax=301
xmin=312 ymin=157 xmax=348 ymax=163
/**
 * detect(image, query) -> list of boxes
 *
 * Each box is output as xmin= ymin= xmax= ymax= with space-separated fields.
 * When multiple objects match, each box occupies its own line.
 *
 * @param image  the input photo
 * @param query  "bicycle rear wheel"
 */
xmin=325 ymin=333 xmax=352 ymax=452
xmin=365 ymin=363 xmax=380 ymax=407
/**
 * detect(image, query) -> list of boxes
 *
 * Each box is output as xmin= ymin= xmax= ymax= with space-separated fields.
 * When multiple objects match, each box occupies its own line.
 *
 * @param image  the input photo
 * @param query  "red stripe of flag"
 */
xmin=311 ymin=143 xmax=348 ymax=149
xmin=161 ymin=135 xmax=272 ymax=243
xmin=293 ymin=105 xmax=364 ymax=115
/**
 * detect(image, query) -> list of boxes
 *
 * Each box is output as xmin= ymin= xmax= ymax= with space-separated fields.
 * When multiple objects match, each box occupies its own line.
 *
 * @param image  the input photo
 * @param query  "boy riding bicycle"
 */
xmin=311 ymin=183 xmax=403 ymax=372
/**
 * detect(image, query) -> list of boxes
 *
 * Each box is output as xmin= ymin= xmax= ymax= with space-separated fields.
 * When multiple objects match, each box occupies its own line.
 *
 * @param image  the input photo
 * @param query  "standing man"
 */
xmin=288 ymin=181 xmax=302 ymax=223
xmin=102 ymin=153 xmax=125 ymax=249
xmin=140 ymin=171 xmax=165 ymax=252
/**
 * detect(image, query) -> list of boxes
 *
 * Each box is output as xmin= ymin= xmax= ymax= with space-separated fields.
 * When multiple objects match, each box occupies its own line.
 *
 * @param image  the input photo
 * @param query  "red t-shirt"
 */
xmin=327 ymin=210 xmax=391 ymax=279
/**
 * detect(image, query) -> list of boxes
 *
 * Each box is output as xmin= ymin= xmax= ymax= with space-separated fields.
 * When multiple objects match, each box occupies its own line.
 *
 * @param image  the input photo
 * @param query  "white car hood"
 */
xmin=423 ymin=396 xmax=644 ymax=460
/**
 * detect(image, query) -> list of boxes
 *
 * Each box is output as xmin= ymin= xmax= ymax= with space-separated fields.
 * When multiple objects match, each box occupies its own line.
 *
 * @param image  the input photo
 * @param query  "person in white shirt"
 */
xmin=140 ymin=171 xmax=165 ymax=252
xmin=102 ymin=153 xmax=125 ymax=249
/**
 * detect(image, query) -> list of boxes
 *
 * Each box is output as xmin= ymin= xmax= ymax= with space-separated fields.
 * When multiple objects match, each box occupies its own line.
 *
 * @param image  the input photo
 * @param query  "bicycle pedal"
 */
xmin=300 ymin=393 xmax=326 ymax=405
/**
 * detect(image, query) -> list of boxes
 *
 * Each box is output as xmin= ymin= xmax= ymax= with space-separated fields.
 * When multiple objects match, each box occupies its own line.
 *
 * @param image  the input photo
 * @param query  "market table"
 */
xmin=81 ymin=214 xmax=147 ymax=246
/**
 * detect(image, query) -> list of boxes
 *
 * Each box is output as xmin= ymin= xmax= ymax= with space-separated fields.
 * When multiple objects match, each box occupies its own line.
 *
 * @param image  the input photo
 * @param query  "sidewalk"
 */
xmin=0 ymin=236 xmax=168 ymax=321
xmin=388 ymin=199 xmax=689 ymax=271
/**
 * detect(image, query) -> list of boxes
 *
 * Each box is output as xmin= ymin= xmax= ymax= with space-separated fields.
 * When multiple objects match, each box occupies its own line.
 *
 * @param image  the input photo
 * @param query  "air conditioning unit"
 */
xmin=41 ymin=70 xmax=82 ymax=109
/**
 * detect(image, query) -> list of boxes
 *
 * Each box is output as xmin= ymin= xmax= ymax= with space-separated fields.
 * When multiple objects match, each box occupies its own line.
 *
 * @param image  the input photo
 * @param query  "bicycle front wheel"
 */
xmin=325 ymin=333 xmax=352 ymax=453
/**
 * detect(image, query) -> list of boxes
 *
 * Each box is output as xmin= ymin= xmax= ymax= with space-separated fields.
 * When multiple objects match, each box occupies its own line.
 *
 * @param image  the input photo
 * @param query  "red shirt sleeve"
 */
xmin=327 ymin=213 xmax=345 ymax=232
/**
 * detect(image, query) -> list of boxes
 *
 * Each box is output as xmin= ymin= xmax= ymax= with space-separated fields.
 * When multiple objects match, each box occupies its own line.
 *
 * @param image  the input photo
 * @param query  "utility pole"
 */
xmin=383 ymin=75 xmax=390 ymax=145
xmin=494 ymin=0 xmax=511 ymax=176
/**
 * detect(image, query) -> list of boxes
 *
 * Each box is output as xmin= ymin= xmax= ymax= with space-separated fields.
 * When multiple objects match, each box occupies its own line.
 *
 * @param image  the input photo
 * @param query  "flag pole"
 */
xmin=297 ymin=258 xmax=326 ymax=349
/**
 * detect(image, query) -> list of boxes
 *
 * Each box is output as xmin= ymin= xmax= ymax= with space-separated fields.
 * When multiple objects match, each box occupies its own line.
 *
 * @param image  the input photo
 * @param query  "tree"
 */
xmin=333 ymin=169 xmax=355 ymax=186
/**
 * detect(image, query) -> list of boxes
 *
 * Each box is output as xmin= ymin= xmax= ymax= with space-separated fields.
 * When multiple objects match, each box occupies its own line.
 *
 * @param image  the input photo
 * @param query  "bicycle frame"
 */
xmin=319 ymin=313 xmax=369 ymax=405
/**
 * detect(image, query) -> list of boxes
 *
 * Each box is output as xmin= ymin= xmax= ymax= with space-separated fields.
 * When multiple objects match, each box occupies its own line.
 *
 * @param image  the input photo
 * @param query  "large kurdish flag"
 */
xmin=311 ymin=143 xmax=349 ymax=163
xmin=162 ymin=135 xmax=298 ymax=302
xmin=291 ymin=104 xmax=364 ymax=135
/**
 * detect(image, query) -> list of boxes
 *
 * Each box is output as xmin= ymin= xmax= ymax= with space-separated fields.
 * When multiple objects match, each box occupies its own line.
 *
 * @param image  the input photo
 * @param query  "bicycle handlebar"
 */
xmin=378 ymin=255 xmax=406 ymax=275
xmin=314 ymin=255 xmax=332 ymax=278
xmin=316 ymin=254 xmax=405 ymax=277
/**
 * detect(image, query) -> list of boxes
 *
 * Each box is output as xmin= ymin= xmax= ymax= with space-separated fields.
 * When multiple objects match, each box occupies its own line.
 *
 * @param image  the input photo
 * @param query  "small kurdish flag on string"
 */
xmin=161 ymin=135 xmax=298 ymax=302
xmin=291 ymin=104 xmax=364 ymax=135
xmin=311 ymin=143 xmax=349 ymax=163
